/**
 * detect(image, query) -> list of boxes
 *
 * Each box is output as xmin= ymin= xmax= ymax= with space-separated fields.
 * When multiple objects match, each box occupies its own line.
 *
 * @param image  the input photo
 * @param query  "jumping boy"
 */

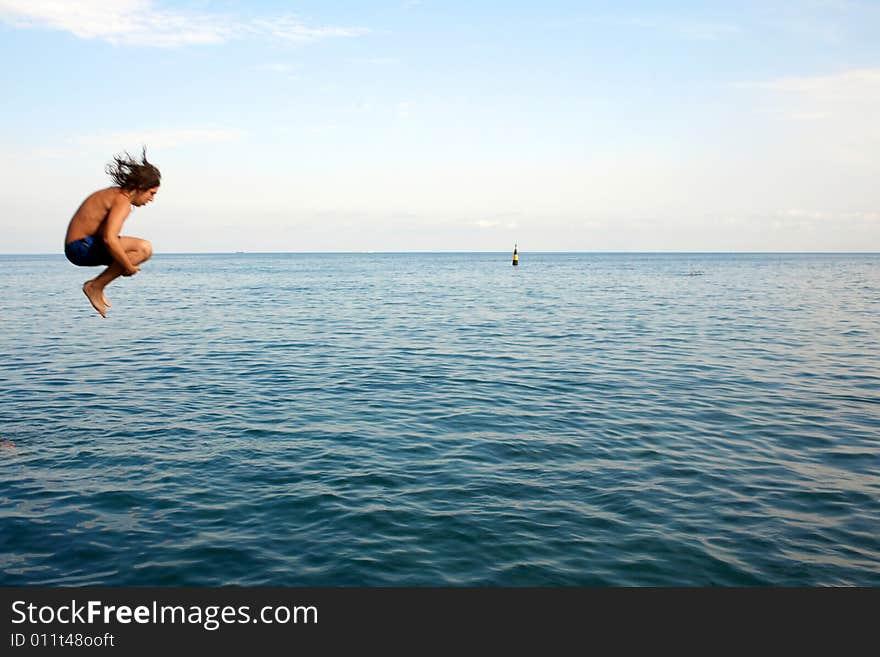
xmin=64 ymin=149 xmax=160 ymax=317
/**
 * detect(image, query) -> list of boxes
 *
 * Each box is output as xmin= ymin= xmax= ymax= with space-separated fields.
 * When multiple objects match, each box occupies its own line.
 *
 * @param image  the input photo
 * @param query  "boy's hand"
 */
xmin=123 ymin=265 xmax=140 ymax=277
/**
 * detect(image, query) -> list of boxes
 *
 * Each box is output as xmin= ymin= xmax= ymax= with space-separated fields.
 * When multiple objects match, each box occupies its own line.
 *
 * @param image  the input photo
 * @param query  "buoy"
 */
xmin=512 ymin=244 xmax=519 ymax=266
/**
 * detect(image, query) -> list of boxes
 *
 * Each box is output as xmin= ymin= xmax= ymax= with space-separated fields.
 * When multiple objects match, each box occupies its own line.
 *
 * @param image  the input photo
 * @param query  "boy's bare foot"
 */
xmin=101 ymin=292 xmax=112 ymax=307
xmin=82 ymin=281 xmax=107 ymax=318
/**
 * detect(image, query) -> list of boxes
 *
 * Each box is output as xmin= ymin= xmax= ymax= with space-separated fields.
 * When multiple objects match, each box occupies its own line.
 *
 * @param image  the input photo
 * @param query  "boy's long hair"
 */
xmin=106 ymin=147 xmax=161 ymax=191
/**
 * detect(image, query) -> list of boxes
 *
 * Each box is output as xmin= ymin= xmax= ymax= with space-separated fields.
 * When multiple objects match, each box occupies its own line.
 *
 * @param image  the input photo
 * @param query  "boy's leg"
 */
xmin=93 ymin=236 xmax=153 ymax=287
xmin=82 ymin=237 xmax=153 ymax=317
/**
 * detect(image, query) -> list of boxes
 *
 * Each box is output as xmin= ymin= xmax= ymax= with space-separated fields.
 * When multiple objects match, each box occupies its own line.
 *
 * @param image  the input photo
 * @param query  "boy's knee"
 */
xmin=141 ymin=240 xmax=153 ymax=261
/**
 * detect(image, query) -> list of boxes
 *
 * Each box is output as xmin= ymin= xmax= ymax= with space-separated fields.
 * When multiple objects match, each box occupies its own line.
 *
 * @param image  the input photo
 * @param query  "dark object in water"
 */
xmin=512 ymin=244 xmax=519 ymax=266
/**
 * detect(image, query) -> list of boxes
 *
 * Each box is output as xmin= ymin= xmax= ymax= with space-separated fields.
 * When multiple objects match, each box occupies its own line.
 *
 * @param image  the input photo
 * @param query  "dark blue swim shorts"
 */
xmin=65 ymin=236 xmax=113 ymax=267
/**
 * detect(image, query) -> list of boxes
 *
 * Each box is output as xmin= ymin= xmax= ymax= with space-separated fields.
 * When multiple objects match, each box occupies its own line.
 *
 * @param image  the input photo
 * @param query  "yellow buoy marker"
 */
xmin=512 ymin=244 xmax=519 ymax=266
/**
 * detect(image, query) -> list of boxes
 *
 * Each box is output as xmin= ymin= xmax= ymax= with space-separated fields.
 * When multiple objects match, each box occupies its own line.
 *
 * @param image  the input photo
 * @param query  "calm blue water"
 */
xmin=1 ymin=252 xmax=878 ymax=586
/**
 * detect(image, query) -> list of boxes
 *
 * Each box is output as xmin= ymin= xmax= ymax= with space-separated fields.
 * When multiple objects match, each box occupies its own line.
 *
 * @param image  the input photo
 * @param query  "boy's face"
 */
xmin=132 ymin=186 xmax=159 ymax=206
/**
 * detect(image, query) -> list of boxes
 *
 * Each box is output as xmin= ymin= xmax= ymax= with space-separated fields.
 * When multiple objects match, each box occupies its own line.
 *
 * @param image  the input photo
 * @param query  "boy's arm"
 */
xmin=100 ymin=195 xmax=139 ymax=275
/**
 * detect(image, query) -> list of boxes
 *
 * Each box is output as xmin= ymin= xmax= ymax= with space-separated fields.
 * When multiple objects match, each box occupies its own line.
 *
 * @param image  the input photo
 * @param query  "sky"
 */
xmin=1 ymin=0 xmax=879 ymax=253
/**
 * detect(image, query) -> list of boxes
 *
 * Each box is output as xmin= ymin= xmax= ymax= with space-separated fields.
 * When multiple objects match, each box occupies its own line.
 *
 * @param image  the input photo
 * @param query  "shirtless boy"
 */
xmin=64 ymin=150 xmax=160 ymax=317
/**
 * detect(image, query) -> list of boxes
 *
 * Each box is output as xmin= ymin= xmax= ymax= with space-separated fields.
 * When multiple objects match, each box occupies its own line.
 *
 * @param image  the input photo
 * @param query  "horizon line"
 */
xmin=3 ymin=250 xmax=880 ymax=256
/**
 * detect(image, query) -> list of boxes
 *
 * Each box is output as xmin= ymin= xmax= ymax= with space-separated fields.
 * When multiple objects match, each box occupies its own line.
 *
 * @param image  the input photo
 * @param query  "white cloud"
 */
xmin=742 ymin=69 xmax=880 ymax=124
xmin=787 ymin=112 xmax=830 ymax=121
xmin=0 ymin=0 xmax=366 ymax=47
xmin=258 ymin=63 xmax=297 ymax=74
xmin=583 ymin=12 xmax=740 ymax=41
xmin=475 ymin=219 xmax=520 ymax=230
xmin=248 ymin=16 xmax=366 ymax=42
xmin=751 ymin=68 xmax=880 ymax=101
xmin=72 ymin=128 xmax=245 ymax=149
xmin=780 ymin=209 xmax=880 ymax=223
xmin=740 ymin=68 xmax=880 ymax=163
xmin=256 ymin=62 xmax=301 ymax=81
xmin=347 ymin=57 xmax=399 ymax=65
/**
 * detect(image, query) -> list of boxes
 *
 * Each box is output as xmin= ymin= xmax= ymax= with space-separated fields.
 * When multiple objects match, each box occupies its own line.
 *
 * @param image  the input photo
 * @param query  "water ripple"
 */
xmin=1 ymin=253 xmax=879 ymax=585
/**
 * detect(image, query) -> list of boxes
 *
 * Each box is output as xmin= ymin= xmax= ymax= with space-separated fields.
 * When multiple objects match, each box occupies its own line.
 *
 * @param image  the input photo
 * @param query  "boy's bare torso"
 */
xmin=65 ymin=187 xmax=128 ymax=244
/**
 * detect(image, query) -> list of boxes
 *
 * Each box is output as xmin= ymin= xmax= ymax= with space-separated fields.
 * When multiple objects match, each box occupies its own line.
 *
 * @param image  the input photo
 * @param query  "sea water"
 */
xmin=1 ymin=252 xmax=878 ymax=585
